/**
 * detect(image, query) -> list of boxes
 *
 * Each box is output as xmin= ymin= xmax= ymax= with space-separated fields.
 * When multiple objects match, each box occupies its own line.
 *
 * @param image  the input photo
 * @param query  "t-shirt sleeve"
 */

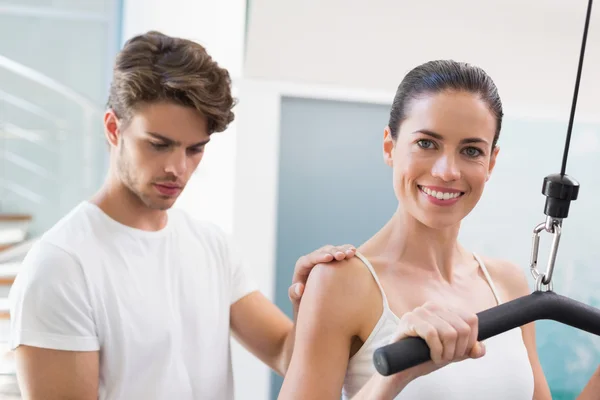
xmin=223 ymin=234 xmax=258 ymax=305
xmin=8 ymin=241 xmax=100 ymax=352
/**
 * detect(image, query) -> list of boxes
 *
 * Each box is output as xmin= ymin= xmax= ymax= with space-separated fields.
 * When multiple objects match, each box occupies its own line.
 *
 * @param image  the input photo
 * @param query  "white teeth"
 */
xmin=419 ymin=186 xmax=462 ymax=200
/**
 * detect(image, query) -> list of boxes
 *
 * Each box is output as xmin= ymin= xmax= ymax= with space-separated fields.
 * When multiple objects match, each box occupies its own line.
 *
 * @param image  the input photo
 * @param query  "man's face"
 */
xmin=104 ymin=101 xmax=210 ymax=210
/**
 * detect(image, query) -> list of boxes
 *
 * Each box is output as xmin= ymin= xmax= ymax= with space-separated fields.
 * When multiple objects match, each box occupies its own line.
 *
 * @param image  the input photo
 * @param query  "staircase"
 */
xmin=0 ymin=3 xmax=115 ymax=396
xmin=0 ymin=213 xmax=34 ymax=399
xmin=0 ymin=44 xmax=103 ymax=400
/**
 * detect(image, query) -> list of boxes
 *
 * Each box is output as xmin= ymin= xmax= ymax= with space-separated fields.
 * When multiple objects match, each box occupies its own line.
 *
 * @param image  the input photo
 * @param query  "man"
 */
xmin=8 ymin=31 xmax=355 ymax=400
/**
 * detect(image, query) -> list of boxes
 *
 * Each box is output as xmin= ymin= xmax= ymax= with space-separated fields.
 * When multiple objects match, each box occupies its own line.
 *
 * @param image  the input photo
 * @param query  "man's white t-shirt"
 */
xmin=8 ymin=201 xmax=257 ymax=400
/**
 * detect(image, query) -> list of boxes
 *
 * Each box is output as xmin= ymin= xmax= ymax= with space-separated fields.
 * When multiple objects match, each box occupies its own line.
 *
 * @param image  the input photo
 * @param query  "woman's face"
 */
xmin=384 ymin=90 xmax=500 ymax=229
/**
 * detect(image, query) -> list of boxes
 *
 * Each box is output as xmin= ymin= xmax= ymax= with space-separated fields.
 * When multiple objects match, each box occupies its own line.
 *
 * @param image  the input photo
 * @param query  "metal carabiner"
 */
xmin=529 ymin=216 xmax=562 ymax=291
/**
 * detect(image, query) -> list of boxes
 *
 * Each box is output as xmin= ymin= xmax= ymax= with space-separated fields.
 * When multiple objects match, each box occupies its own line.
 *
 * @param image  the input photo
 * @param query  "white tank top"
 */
xmin=342 ymin=252 xmax=535 ymax=399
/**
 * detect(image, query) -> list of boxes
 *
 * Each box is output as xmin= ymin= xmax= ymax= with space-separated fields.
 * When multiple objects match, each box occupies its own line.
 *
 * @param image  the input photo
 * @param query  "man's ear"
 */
xmin=104 ymin=109 xmax=121 ymax=147
xmin=383 ymin=126 xmax=395 ymax=167
xmin=486 ymin=145 xmax=500 ymax=181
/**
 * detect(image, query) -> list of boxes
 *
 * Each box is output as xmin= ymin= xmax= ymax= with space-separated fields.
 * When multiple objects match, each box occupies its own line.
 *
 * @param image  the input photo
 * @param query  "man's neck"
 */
xmin=90 ymin=180 xmax=169 ymax=232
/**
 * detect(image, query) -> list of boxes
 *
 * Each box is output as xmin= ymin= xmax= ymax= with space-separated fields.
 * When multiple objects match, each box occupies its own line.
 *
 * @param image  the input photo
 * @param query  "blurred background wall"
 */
xmin=1 ymin=1 xmax=599 ymax=399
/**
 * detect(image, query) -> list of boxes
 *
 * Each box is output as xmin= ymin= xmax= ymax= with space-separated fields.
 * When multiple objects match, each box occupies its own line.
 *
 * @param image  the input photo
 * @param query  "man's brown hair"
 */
xmin=107 ymin=31 xmax=235 ymax=133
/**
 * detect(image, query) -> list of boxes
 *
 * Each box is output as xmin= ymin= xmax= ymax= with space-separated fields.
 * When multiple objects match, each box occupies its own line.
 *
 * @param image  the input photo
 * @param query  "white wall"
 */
xmin=245 ymin=0 xmax=600 ymax=117
xmin=122 ymin=0 xmax=246 ymax=78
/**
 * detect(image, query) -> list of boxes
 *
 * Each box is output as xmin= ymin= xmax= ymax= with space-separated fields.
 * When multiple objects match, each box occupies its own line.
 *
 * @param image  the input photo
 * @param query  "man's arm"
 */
xmin=16 ymin=347 xmax=98 ymax=400
xmin=230 ymin=291 xmax=293 ymax=376
xmin=229 ymin=244 xmax=356 ymax=375
xmin=9 ymin=242 xmax=100 ymax=399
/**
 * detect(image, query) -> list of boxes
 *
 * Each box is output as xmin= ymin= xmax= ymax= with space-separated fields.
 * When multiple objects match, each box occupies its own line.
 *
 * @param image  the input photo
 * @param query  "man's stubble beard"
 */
xmin=116 ymin=141 xmax=171 ymax=211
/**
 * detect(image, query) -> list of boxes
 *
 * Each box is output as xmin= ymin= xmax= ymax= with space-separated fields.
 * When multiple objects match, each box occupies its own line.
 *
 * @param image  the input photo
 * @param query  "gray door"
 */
xmin=271 ymin=96 xmax=396 ymax=396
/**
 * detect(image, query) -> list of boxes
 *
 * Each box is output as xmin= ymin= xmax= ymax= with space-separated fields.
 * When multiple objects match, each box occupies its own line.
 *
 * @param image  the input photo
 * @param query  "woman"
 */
xmin=278 ymin=60 xmax=600 ymax=399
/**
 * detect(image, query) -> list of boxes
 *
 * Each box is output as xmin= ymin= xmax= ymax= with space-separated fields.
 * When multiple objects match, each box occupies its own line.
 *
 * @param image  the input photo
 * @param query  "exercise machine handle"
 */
xmin=373 ymin=291 xmax=600 ymax=376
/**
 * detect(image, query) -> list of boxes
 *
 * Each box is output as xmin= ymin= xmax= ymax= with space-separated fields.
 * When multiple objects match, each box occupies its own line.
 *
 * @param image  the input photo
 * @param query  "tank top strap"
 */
xmin=354 ymin=252 xmax=391 ymax=309
xmin=473 ymin=252 xmax=503 ymax=305
xmin=354 ymin=251 xmax=502 ymax=307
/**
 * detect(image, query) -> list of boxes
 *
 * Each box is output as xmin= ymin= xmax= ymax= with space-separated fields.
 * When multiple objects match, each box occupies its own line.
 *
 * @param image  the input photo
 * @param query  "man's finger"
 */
xmin=318 ymin=245 xmax=356 ymax=261
xmin=288 ymin=283 xmax=304 ymax=302
xmin=295 ymin=244 xmax=356 ymax=267
xmin=292 ymin=256 xmax=328 ymax=285
xmin=328 ymin=245 xmax=356 ymax=261
xmin=292 ymin=245 xmax=358 ymax=284
xmin=295 ymin=246 xmax=357 ymax=272
xmin=293 ymin=253 xmax=332 ymax=277
xmin=339 ymin=244 xmax=357 ymax=258
xmin=340 ymin=244 xmax=357 ymax=255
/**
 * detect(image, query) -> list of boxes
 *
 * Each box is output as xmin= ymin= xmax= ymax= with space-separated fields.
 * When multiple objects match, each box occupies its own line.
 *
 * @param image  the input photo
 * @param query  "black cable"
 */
xmin=561 ymin=0 xmax=594 ymax=176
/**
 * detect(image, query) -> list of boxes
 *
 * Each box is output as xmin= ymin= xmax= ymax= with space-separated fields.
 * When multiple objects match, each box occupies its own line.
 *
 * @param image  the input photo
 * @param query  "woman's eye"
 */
xmin=464 ymin=147 xmax=482 ymax=157
xmin=417 ymin=139 xmax=434 ymax=149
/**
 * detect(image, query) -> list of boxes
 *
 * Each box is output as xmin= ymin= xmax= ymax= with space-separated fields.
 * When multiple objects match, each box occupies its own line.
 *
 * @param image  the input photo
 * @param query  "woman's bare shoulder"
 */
xmin=301 ymin=255 xmax=382 ymax=329
xmin=305 ymin=255 xmax=379 ymax=301
xmin=477 ymin=255 xmax=532 ymax=301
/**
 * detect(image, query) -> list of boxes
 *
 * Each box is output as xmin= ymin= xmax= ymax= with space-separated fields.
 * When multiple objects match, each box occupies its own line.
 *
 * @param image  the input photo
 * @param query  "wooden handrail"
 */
xmin=0 ymin=215 xmax=31 ymax=222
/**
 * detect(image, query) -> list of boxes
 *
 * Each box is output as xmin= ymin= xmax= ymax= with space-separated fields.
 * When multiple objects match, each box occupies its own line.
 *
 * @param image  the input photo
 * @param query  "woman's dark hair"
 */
xmin=388 ymin=60 xmax=503 ymax=148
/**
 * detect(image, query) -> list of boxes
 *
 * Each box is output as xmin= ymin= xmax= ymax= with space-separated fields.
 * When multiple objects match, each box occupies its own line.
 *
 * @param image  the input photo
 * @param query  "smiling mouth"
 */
xmin=418 ymin=185 xmax=465 ymax=200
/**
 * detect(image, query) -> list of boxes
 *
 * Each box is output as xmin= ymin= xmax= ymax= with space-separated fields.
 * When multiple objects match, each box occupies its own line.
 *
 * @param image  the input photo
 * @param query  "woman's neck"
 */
xmin=366 ymin=208 xmax=467 ymax=283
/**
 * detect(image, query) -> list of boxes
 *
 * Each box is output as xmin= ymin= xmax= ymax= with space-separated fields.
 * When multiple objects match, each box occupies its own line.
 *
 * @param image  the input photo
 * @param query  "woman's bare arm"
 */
xmin=278 ymin=256 xmax=486 ymax=400
xmin=277 ymin=258 xmax=375 ymax=399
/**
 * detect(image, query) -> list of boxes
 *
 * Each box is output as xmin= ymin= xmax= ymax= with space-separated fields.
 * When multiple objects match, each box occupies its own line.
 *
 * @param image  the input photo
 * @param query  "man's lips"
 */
xmin=154 ymin=183 xmax=182 ymax=195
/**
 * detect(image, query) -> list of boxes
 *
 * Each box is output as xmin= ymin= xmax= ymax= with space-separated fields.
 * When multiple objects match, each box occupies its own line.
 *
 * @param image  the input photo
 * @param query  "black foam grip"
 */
xmin=373 ymin=291 xmax=600 ymax=376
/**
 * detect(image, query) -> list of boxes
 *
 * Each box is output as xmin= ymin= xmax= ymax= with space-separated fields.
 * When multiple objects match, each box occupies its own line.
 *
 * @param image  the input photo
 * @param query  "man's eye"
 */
xmin=150 ymin=142 xmax=169 ymax=150
xmin=188 ymin=146 xmax=205 ymax=154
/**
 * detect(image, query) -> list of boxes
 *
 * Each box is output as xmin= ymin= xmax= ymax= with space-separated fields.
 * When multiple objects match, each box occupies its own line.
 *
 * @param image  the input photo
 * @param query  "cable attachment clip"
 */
xmin=530 ymin=217 xmax=562 ymax=292
xmin=529 ymin=173 xmax=579 ymax=292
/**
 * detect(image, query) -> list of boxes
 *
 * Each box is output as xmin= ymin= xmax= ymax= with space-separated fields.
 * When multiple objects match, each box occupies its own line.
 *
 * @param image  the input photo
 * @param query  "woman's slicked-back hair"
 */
xmin=388 ymin=60 xmax=503 ymax=148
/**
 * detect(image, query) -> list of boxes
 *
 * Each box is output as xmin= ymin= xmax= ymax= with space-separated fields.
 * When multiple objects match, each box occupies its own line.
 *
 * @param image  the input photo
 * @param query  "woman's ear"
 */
xmin=486 ymin=145 xmax=500 ymax=181
xmin=383 ymin=126 xmax=395 ymax=167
